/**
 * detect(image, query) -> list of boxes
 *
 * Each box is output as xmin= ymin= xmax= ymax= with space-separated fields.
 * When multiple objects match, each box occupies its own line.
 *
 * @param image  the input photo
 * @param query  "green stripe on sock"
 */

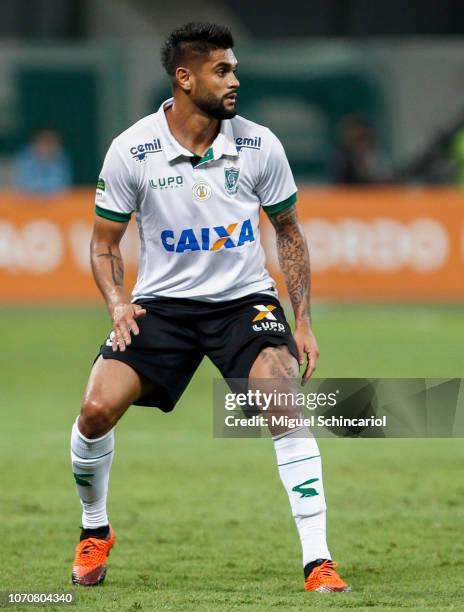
xmin=278 ymin=454 xmax=320 ymax=467
xmin=72 ymin=449 xmax=113 ymax=461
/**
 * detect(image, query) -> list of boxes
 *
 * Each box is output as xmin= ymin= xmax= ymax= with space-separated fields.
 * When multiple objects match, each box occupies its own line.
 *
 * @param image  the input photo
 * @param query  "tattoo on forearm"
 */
xmin=96 ymin=246 xmax=124 ymax=287
xmin=269 ymin=206 xmax=311 ymax=323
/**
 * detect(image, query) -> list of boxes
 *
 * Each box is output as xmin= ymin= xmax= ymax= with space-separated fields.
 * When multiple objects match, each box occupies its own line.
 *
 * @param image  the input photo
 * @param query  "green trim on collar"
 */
xmin=263 ymin=192 xmax=297 ymax=216
xmin=191 ymin=147 xmax=214 ymax=168
xmin=95 ymin=205 xmax=131 ymax=223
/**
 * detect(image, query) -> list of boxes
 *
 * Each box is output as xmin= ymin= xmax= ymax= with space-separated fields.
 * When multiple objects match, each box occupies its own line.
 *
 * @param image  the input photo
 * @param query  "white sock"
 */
xmin=70 ymin=417 xmax=114 ymax=529
xmin=273 ymin=428 xmax=331 ymax=567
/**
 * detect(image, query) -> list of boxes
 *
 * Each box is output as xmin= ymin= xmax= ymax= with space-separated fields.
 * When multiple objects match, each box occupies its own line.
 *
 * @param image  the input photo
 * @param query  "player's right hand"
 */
xmin=111 ymin=303 xmax=147 ymax=352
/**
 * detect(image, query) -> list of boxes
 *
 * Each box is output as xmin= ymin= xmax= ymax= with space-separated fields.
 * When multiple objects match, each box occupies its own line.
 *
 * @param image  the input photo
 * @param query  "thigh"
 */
xmin=80 ymin=356 xmax=153 ymax=436
xmin=84 ymin=355 xmax=152 ymax=413
xmin=98 ymin=303 xmax=204 ymax=411
xmin=249 ymin=344 xmax=299 ymax=379
xmin=249 ymin=345 xmax=301 ymax=436
xmin=200 ymin=293 xmax=300 ymax=436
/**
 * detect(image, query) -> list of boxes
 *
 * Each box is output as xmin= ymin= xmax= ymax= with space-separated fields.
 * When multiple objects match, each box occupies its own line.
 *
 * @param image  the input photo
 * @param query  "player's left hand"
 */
xmin=293 ymin=324 xmax=319 ymax=385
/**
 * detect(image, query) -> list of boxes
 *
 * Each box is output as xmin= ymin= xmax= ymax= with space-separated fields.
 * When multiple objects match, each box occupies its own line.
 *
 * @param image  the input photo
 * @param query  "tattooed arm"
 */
xmin=90 ymin=215 xmax=145 ymax=352
xmin=268 ymin=204 xmax=319 ymax=382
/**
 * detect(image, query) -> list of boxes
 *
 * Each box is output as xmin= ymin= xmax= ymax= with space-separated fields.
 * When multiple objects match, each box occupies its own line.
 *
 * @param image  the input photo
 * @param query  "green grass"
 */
xmin=0 ymin=303 xmax=463 ymax=611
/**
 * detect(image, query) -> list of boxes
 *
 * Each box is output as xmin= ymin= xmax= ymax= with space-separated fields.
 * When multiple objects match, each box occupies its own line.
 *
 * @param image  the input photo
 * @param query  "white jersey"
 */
xmin=95 ymin=98 xmax=297 ymax=302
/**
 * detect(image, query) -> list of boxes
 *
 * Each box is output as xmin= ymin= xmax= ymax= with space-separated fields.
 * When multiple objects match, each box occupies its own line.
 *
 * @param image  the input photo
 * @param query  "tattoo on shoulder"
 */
xmin=96 ymin=246 xmax=124 ymax=286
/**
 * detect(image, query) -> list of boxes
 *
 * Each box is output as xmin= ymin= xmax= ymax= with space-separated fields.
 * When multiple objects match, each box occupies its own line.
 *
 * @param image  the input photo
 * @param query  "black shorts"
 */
xmin=98 ymin=292 xmax=298 ymax=411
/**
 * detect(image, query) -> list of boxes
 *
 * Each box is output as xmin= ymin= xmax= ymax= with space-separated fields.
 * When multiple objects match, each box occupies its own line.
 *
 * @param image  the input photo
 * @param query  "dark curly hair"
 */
xmin=161 ymin=22 xmax=234 ymax=80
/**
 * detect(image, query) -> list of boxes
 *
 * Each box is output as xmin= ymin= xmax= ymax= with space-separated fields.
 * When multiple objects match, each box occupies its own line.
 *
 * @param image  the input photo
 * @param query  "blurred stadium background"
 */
xmin=1 ymin=2 xmax=463 ymax=609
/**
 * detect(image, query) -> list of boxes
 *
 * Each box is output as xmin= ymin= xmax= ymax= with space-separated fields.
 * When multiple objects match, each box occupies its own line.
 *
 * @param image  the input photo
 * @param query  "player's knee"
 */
xmin=80 ymin=397 xmax=115 ymax=438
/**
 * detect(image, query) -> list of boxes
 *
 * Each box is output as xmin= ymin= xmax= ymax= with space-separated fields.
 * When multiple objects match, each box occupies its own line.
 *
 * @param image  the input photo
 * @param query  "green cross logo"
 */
xmin=73 ymin=473 xmax=94 ymax=487
xmin=292 ymin=478 xmax=319 ymax=498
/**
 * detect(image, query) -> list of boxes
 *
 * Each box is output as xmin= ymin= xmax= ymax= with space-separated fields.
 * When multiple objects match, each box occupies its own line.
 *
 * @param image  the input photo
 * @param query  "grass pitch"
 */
xmin=0 ymin=303 xmax=463 ymax=611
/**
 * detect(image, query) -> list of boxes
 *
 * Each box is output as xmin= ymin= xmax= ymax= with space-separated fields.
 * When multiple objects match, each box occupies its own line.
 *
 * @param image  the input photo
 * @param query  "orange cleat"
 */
xmin=304 ymin=560 xmax=351 ymax=592
xmin=72 ymin=525 xmax=115 ymax=586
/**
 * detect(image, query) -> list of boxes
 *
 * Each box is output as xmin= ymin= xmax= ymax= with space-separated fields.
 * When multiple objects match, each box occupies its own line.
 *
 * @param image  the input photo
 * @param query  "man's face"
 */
xmin=188 ymin=48 xmax=239 ymax=120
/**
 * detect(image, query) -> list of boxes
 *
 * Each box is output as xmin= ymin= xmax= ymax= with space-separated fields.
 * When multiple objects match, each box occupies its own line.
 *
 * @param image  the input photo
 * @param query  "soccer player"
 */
xmin=70 ymin=22 xmax=350 ymax=593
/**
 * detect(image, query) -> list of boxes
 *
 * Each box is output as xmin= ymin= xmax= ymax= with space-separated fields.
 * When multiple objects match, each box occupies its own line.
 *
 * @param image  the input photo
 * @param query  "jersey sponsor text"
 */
xmin=235 ymin=136 xmax=261 ymax=151
xmin=130 ymin=138 xmax=162 ymax=161
xmin=161 ymin=219 xmax=255 ymax=253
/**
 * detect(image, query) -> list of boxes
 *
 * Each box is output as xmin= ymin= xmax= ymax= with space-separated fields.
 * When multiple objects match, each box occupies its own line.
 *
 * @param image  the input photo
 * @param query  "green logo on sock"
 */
xmin=73 ymin=473 xmax=94 ymax=487
xmin=292 ymin=478 xmax=319 ymax=498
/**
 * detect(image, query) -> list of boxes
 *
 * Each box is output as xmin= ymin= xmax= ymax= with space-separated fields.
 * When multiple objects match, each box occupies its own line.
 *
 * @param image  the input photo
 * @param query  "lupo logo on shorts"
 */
xmin=161 ymin=219 xmax=254 ymax=253
xmin=130 ymin=138 xmax=162 ymax=161
xmin=252 ymin=305 xmax=285 ymax=332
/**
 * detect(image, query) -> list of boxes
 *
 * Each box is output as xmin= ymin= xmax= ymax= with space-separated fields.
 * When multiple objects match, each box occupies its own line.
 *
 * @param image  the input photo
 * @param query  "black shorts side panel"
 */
xmin=198 ymin=294 xmax=298 ymax=379
xmin=98 ymin=307 xmax=203 ymax=411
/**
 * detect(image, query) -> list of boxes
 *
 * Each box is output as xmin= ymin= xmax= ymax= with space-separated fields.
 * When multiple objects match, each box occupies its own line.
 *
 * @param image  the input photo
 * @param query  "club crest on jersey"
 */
xmin=224 ymin=166 xmax=240 ymax=196
xmin=252 ymin=305 xmax=285 ymax=332
xmin=192 ymin=180 xmax=212 ymax=202
xmin=161 ymin=219 xmax=255 ymax=253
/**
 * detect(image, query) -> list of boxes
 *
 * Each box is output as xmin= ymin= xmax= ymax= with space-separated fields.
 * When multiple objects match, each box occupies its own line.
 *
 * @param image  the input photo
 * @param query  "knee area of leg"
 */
xmin=80 ymin=398 xmax=114 ymax=437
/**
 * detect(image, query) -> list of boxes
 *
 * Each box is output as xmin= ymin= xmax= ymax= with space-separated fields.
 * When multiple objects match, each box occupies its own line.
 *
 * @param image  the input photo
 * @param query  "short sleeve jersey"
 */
xmin=95 ymin=98 xmax=297 ymax=302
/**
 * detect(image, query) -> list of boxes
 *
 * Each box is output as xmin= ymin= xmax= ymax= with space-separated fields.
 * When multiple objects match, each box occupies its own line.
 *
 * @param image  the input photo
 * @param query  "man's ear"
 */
xmin=175 ymin=67 xmax=192 ymax=93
